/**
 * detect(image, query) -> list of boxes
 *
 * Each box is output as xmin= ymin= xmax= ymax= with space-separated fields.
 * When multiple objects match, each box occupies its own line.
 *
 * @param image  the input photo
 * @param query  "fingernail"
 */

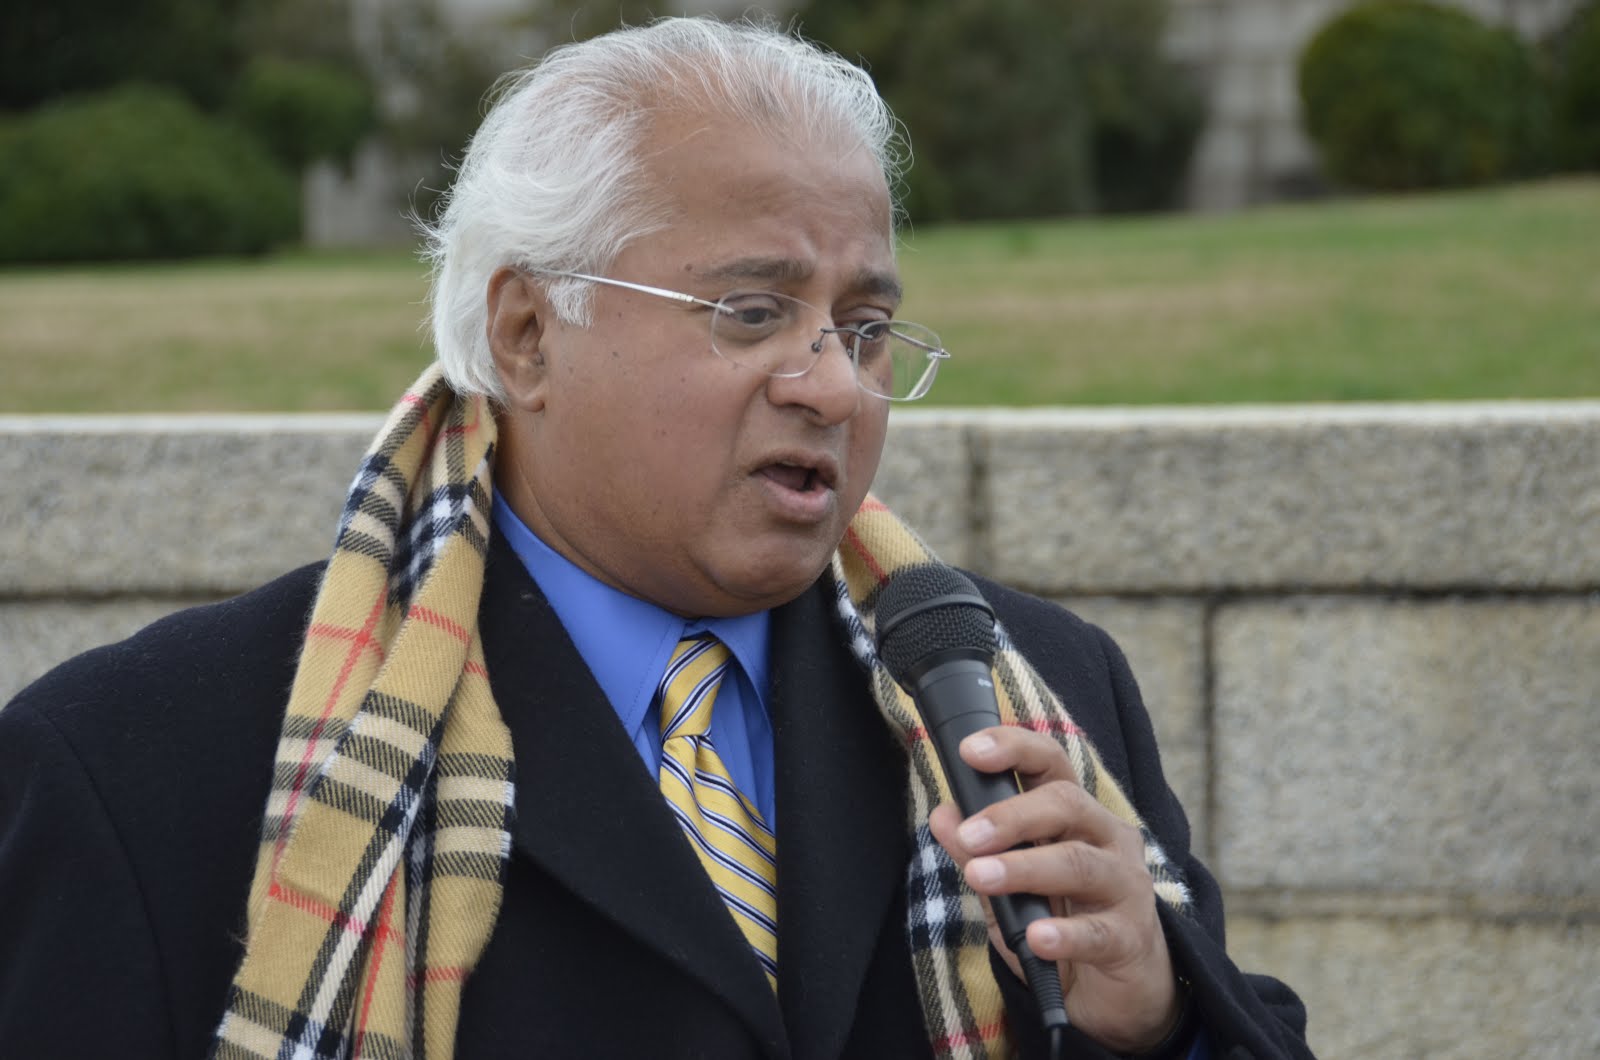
xmin=963 ymin=733 xmax=996 ymax=757
xmin=1032 ymin=922 xmax=1062 ymax=949
xmin=970 ymin=858 xmax=1005 ymax=886
xmin=958 ymin=816 xmax=995 ymax=848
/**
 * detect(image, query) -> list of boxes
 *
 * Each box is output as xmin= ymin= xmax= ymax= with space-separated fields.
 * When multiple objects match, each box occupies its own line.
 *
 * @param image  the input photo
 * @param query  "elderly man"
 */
xmin=0 ymin=17 xmax=1310 ymax=1060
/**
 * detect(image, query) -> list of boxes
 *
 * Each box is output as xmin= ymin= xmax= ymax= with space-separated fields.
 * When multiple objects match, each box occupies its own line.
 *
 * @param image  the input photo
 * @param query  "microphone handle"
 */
xmin=915 ymin=659 xmax=1057 ymax=949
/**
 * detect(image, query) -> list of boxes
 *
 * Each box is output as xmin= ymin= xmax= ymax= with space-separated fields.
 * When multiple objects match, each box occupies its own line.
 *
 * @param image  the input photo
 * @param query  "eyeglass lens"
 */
xmin=708 ymin=291 xmax=941 ymax=401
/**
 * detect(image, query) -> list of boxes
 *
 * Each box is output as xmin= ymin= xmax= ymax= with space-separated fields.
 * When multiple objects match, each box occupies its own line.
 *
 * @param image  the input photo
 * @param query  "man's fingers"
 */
xmin=928 ymin=801 xmax=973 ymax=868
xmin=957 ymin=725 xmax=1082 ymax=787
xmin=1027 ymin=911 xmax=1137 ymax=967
xmin=955 ymin=778 xmax=1130 ymax=856
xmin=964 ymin=836 xmax=1134 ymax=907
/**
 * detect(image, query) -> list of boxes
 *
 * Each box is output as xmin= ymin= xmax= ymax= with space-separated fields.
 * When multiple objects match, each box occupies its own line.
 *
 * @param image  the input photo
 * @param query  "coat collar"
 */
xmin=479 ymin=536 xmax=909 ymax=1059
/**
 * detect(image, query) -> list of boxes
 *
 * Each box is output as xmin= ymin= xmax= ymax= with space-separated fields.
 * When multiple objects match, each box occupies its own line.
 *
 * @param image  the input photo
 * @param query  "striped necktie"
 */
xmin=657 ymin=633 xmax=778 ymax=990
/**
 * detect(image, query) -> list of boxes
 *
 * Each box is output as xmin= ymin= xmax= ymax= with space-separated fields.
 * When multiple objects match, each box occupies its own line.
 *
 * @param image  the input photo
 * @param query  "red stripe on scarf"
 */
xmin=352 ymin=875 xmax=402 ymax=1058
xmin=307 ymin=623 xmax=388 ymax=663
xmin=841 ymin=524 xmax=888 ymax=584
xmin=410 ymin=604 xmax=471 ymax=645
xmin=274 ymin=596 xmax=388 ymax=870
xmin=464 ymin=660 xmax=489 ymax=679
xmin=407 ymin=966 xmax=468 ymax=988
xmin=266 ymin=880 xmax=405 ymax=945
xmin=401 ymin=391 xmax=434 ymax=436
xmin=931 ymin=1016 xmax=1008 ymax=1053
xmin=445 ymin=394 xmax=481 ymax=434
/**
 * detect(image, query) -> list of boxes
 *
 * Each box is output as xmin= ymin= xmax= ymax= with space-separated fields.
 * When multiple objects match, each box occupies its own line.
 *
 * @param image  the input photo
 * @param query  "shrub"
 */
xmin=230 ymin=56 xmax=376 ymax=171
xmin=0 ymin=85 xmax=299 ymax=263
xmin=1547 ymin=0 xmax=1600 ymax=170
xmin=1299 ymin=0 xmax=1549 ymax=190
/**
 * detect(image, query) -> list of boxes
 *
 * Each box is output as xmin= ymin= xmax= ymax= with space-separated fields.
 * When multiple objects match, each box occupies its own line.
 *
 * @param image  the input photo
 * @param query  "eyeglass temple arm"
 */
xmin=537 ymin=270 xmax=731 ymax=314
xmin=899 ymin=333 xmax=950 ymax=358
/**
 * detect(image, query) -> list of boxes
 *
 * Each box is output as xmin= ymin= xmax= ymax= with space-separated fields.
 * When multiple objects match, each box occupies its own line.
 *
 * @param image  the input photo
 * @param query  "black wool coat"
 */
xmin=0 ymin=536 xmax=1312 ymax=1059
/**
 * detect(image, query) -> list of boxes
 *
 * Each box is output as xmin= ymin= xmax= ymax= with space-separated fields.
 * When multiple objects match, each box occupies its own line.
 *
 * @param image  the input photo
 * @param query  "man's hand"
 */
xmin=927 ymin=726 xmax=1183 ymax=1054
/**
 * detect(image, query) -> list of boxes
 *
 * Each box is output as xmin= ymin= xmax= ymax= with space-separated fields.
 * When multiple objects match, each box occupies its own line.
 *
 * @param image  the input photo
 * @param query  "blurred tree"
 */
xmin=230 ymin=56 xmax=376 ymax=171
xmin=796 ymin=0 xmax=920 ymax=88
xmin=239 ymin=0 xmax=365 ymax=68
xmin=0 ymin=0 xmax=257 ymax=110
xmin=797 ymin=0 xmax=1202 ymax=221
xmin=363 ymin=0 xmax=516 ymax=219
xmin=374 ymin=1 xmax=733 ymax=220
xmin=227 ymin=0 xmax=378 ymax=172
xmin=1546 ymin=0 xmax=1600 ymax=170
xmin=892 ymin=0 xmax=1097 ymax=220
xmin=1069 ymin=1 xmax=1205 ymax=213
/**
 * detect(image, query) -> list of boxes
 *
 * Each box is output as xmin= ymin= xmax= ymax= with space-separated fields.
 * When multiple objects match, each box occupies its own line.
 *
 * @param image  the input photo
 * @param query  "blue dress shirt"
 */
xmin=492 ymin=497 xmax=776 ymax=827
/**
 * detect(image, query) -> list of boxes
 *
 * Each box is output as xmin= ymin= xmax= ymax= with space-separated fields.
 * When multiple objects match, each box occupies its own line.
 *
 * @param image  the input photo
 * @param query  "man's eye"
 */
xmin=732 ymin=305 xmax=782 ymax=327
xmin=718 ymin=294 xmax=788 ymax=327
xmin=842 ymin=320 xmax=893 ymax=350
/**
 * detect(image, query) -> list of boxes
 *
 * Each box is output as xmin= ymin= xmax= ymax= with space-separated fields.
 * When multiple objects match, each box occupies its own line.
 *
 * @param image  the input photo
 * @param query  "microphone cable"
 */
xmin=1017 ymin=940 xmax=1069 ymax=1059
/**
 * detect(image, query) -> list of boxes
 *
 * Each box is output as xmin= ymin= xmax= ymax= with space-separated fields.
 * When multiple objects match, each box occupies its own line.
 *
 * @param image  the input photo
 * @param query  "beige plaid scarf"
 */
xmin=211 ymin=365 xmax=1189 ymax=1060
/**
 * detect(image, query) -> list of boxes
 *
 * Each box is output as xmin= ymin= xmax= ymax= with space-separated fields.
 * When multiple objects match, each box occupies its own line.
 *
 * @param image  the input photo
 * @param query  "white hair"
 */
xmin=419 ymin=16 xmax=909 ymax=402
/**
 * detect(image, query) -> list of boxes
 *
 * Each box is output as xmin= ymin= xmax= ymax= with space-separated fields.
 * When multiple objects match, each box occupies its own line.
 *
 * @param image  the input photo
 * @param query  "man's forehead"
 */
xmin=693 ymin=256 xmax=903 ymax=303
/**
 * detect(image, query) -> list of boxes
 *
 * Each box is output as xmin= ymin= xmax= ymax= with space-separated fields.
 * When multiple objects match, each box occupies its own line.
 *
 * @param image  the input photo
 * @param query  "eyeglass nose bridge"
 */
xmin=808 ymin=324 xmax=865 ymax=361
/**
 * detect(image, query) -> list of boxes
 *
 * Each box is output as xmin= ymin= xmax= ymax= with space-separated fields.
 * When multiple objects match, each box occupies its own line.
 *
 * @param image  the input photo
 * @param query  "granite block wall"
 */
xmin=4 ymin=403 xmax=1596 ymax=1057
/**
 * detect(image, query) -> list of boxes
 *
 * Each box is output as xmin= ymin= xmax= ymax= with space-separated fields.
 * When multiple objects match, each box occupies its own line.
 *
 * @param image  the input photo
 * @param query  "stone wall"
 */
xmin=3 ymin=404 xmax=1597 ymax=1057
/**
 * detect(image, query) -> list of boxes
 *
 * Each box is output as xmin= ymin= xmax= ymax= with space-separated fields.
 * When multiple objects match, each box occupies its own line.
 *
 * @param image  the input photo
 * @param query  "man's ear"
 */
xmin=487 ymin=267 xmax=550 ymax=411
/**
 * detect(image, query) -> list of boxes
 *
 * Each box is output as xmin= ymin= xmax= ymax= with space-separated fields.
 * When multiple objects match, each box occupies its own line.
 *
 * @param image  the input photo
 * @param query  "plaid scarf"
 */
xmin=212 ymin=365 xmax=1190 ymax=1059
xmin=832 ymin=504 xmax=1192 ymax=1058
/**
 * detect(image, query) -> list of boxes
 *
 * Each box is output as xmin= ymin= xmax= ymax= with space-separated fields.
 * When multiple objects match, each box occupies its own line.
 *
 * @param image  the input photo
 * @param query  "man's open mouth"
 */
xmin=763 ymin=462 xmax=823 ymax=492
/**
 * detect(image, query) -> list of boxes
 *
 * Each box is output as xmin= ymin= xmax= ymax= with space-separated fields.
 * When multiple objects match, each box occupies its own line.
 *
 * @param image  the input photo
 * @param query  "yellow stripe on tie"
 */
xmin=657 ymin=634 xmax=778 ymax=989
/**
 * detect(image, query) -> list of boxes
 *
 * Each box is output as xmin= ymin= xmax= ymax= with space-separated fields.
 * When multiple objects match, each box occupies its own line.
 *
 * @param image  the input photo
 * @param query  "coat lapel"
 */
xmin=769 ymin=580 xmax=913 ymax=1060
xmin=478 ymin=536 xmax=787 ymax=1056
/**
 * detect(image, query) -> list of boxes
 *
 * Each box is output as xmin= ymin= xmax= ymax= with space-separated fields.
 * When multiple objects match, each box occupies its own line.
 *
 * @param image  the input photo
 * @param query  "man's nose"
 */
xmin=769 ymin=328 xmax=863 ymax=422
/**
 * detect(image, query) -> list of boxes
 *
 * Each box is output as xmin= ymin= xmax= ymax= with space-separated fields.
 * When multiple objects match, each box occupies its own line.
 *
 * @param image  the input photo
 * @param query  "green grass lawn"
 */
xmin=3 ymin=178 xmax=1596 ymax=411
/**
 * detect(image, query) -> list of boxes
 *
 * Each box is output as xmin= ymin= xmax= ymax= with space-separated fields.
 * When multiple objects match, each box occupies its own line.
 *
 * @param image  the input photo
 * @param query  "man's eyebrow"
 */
xmin=696 ymin=258 xmax=904 ymax=304
xmin=697 ymin=257 xmax=809 ymax=286
xmin=851 ymin=268 xmax=905 ymax=304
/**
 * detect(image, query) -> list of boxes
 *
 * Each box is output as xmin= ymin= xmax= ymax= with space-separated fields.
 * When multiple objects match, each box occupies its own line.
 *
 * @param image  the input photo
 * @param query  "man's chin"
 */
xmin=708 ymin=548 xmax=837 ymax=616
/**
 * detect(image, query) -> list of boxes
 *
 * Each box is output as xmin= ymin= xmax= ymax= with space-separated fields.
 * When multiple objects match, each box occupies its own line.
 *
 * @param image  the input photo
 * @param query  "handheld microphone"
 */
xmin=875 ymin=565 xmax=1069 ymax=1040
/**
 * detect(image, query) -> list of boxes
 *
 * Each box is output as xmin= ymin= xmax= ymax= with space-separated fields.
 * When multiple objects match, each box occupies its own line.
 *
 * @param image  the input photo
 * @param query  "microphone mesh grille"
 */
xmin=875 ymin=565 xmax=997 ymax=681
